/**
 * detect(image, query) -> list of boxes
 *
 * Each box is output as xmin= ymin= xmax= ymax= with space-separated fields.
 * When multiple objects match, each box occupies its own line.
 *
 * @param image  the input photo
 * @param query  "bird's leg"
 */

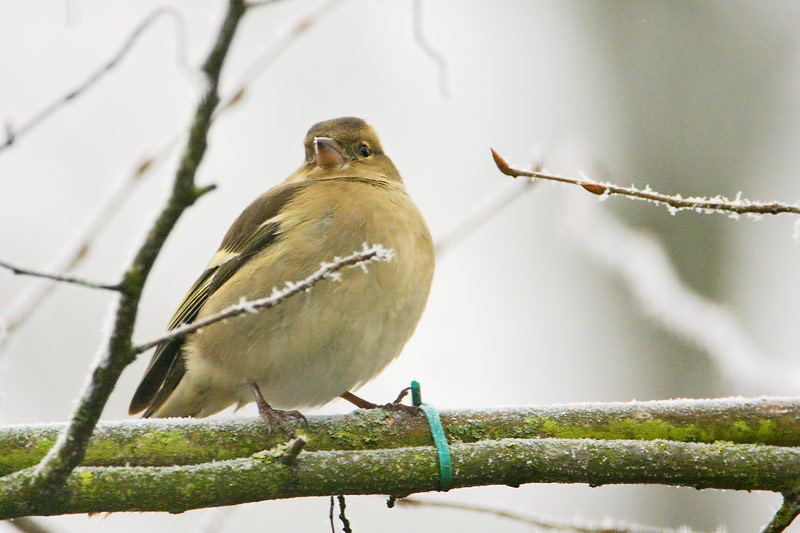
xmin=340 ymin=387 xmax=421 ymax=415
xmin=250 ymin=382 xmax=307 ymax=438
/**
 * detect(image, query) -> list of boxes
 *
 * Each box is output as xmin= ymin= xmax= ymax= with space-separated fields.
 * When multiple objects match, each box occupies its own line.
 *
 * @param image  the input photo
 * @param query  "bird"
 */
xmin=128 ymin=117 xmax=435 ymax=435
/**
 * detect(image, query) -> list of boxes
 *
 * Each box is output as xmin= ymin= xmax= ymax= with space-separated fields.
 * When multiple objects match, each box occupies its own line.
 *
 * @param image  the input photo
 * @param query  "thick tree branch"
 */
xmin=491 ymin=149 xmax=800 ymax=217
xmin=0 ymin=435 xmax=798 ymax=518
xmin=19 ymin=0 xmax=247 ymax=500
xmin=3 ymin=397 xmax=799 ymax=475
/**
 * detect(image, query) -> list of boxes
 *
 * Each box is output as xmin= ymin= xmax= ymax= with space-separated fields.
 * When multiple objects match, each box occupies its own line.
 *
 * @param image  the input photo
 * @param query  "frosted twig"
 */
xmin=412 ymin=0 xmax=449 ymax=97
xmin=0 ymin=8 xmax=187 ymax=154
xmin=397 ymin=497 xmax=700 ymax=533
xmin=563 ymin=192 xmax=797 ymax=393
xmin=133 ymin=244 xmax=393 ymax=354
xmin=492 ymin=149 xmax=800 ymax=217
xmin=0 ymin=259 xmax=120 ymax=291
xmin=435 ymin=158 xmax=540 ymax=256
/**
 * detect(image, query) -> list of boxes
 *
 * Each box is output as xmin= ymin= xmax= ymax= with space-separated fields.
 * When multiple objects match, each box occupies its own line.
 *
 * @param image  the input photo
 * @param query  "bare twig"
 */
xmin=397 ymin=497 xmax=700 ymax=533
xmin=562 ymin=192 xmax=798 ymax=393
xmin=0 ymin=8 xmax=187 ymax=154
xmin=412 ymin=0 xmax=449 ymax=97
xmin=0 ymin=259 xmax=120 ymax=292
xmin=762 ymin=491 xmax=800 ymax=533
xmin=337 ymin=495 xmax=352 ymax=533
xmin=22 ymin=0 xmax=247 ymax=499
xmin=132 ymin=244 xmax=393 ymax=354
xmin=492 ymin=149 xmax=800 ymax=217
xmin=329 ymin=496 xmax=336 ymax=533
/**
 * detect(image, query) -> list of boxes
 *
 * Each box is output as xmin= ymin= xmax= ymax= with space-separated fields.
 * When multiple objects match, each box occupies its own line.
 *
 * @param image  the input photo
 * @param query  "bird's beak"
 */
xmin=314 ymin=137 xmax=346 ymax=170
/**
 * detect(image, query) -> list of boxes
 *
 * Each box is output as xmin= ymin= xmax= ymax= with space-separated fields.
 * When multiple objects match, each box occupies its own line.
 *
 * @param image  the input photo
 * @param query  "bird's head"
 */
xmin=301 ymin=117 xmax=401 ymax=183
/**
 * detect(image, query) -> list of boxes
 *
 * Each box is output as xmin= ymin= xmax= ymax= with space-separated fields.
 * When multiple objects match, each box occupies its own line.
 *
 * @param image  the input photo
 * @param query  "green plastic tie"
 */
xmin=411 ymin=380 xmax=452 ymax=491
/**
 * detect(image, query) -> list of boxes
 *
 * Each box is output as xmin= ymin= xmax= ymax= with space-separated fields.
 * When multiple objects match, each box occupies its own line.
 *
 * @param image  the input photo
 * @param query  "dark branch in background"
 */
xmin=132 ymin=244 xmax=392 ymax=355
xmin=0 ymin=7 xmax=187 ymax=154
xmin=12 ymin=0 xmax=247 ymax=501
xmin=0 ymin=259 xmax=120 ymax=292
xmin=412 ymin=0 xmax=449 ymax=97
xmin=491 ymin=149 xmax=800 ymax=217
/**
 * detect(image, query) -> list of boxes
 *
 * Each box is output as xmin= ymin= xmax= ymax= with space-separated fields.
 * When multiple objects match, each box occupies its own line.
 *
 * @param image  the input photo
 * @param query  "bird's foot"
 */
xmin=250 ymin=383 xmax=307 ymax=438
xmin=340 ymin=388 xmax=422 ymax=416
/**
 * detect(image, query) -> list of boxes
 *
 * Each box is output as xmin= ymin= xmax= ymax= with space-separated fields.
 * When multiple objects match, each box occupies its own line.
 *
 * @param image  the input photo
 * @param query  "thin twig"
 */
xmin=0 ymin=259 xmax=120 ymax=292
xmin=337 ymin=495 xmax=352 ymax=533
xmin=412 ymin=0 xmax=449 ymax=97
xmin=329 ymin=496 xmax=336 ymax=533
xmin=397 ymin=497 xmax=700 ymax=533
xmin=761 ymin=491 xmax=800 ymax=533
xmin=22 ymin=0 xmax=247 ymax=499
xmin=132 ymin=244 xmax=393 ymax=354
xmin=0 ymin=8 xmax=187 ymax=154
xmin=492 ymin=149 xmax=800 ymax=217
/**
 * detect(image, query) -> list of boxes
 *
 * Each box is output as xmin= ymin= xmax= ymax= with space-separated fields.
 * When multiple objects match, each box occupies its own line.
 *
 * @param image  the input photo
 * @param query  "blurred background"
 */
xmin=2 ymin=1 xmax=800 ymax=531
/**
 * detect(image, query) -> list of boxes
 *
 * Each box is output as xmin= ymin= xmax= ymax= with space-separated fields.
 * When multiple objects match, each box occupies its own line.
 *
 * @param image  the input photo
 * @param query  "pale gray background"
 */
xmin=1 ymin=1 xmax=800 ymax=531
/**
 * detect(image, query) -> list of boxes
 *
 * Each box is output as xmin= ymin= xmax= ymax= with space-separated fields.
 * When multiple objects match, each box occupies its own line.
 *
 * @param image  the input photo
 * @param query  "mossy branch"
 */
xmin=3 ymin=397 xmax=798 ymax=475
xmin=2 ymin=397 xmax=800 ymax=518
xmin=0 ymin=434 xmax=798 ymax=518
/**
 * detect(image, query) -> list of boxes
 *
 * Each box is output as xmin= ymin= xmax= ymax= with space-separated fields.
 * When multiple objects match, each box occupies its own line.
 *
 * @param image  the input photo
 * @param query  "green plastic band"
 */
xmin=411 ymin=380 xmax=452 ymax=491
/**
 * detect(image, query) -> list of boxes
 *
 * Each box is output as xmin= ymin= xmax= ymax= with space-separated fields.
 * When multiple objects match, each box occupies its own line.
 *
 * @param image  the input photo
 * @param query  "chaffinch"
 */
xmin=129 ymin=117 xmax=435 ymax=432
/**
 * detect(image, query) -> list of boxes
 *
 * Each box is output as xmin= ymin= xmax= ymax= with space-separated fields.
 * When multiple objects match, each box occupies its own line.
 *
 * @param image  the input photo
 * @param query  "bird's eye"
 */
xmin=357 ymin=143 xmax=371 ymax=157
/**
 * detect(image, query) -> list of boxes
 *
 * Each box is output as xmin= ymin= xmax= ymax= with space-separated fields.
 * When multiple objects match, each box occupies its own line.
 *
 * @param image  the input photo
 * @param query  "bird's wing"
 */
xmin=128 ymin=181 xmax=310 ymax=416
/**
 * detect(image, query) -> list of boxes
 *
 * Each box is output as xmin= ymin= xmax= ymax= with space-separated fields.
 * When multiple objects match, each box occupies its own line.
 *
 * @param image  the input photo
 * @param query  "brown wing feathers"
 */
xmin=128 ymin=182 xmax=309 ymax=416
